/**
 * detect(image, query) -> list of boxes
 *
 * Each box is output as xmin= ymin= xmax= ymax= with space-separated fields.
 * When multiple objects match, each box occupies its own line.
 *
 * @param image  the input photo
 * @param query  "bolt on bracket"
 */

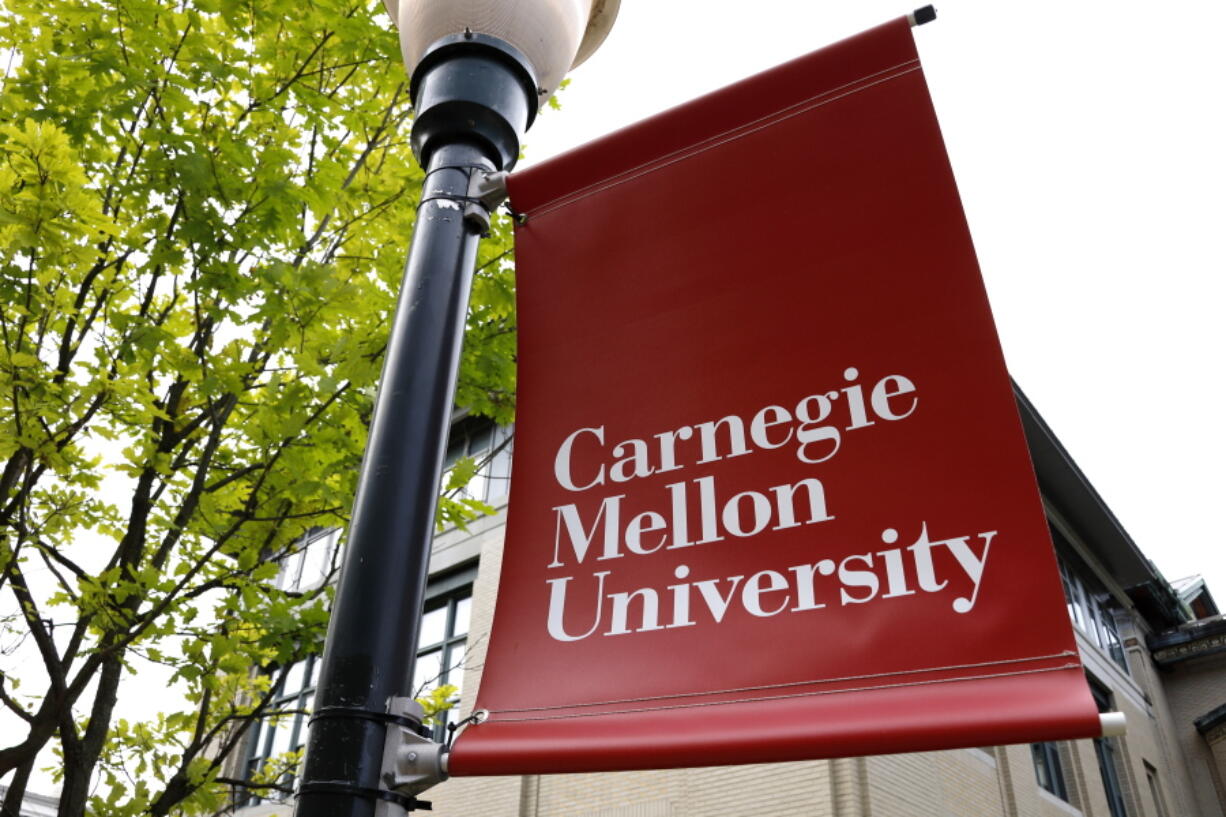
xmin=375 ymin=697 xmax=448 ymax=816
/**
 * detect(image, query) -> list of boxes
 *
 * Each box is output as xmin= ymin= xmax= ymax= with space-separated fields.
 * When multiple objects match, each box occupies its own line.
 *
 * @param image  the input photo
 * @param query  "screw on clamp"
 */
xmin=374 ymin=698 xmax=448 ymax=816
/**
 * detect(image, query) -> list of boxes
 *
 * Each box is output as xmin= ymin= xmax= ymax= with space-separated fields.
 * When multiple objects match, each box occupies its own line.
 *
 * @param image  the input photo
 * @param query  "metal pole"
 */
xmin=295 ymin=36 xmax=536 ymax=817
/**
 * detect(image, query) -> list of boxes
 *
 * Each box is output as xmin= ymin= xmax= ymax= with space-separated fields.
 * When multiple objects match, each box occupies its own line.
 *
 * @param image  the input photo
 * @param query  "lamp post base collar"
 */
xmin=410 ymin=34 xmax=537 ymax=170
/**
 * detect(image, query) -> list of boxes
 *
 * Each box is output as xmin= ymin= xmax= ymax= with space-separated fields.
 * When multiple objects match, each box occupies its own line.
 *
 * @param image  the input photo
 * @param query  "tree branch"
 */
xmin=0 ymin=672 xmax=33 ymax=723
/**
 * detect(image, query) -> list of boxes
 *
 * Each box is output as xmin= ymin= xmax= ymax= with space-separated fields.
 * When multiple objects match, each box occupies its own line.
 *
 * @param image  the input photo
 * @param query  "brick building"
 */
xmin=234 ymin=390 xmax=1226 ymax=817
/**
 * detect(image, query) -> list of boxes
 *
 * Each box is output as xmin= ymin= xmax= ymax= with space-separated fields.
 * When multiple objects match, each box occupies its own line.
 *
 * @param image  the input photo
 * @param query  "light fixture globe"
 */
xmin=571 ymin=0 xmax=619 ymax=71
xmin=382 ymin=0 xmax=620 ymax=106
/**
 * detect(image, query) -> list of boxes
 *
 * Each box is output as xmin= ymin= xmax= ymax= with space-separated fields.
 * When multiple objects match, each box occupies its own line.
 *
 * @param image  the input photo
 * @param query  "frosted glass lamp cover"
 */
xmin=382 ymin=0 xmax=619 ymax=104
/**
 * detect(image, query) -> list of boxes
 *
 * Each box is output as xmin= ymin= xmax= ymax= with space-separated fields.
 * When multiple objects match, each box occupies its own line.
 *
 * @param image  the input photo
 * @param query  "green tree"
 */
xmin=0 ymin=0 xmax=516 ymax=814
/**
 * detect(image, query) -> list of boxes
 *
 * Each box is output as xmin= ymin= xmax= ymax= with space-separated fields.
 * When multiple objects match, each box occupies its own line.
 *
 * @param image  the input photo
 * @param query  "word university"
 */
xmin=543 ymin=368 xmax=1000 ymax=642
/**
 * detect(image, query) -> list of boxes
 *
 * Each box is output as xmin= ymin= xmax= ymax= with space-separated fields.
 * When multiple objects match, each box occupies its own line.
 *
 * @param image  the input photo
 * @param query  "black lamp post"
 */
xmin=294 ymin=3 xmax=618 ymax=817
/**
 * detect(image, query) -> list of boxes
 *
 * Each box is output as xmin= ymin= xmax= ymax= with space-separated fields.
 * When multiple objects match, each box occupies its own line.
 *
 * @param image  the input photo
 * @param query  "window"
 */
xmin=1059 ymin=557 xmax=1088 ymax=632
xmin=242 ymin=656 xmax=318 ymax=805
xmin=1090 ymin=681 xmax=1130 ymax=817
xmin=443 ymin=417 xmax=512 ymax=506
xmin=412 ymin=569 xmax=475 ymax=740
xmin=240 ymin=566 xmax=476 ymax=806
xmin=277 ymin=528 xmax=339 ymax=593
xmin=238 ymin=531 xmax=339 ymax=804
xmin=1145 ymin=762 xmax=1169 ymax=817
xmin=1031 ymin=742 xmax=1068 ymax=801
xmin=1057 ymin=552 xmax=1129 ymax=674
xmin=1097 ymin=602 xmax=1126 ymax=669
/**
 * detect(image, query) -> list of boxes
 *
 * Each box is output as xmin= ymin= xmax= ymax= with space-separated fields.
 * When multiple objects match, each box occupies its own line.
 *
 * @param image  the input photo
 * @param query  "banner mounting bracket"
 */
xmin=375 ymin=697 xmax=448 ymax=816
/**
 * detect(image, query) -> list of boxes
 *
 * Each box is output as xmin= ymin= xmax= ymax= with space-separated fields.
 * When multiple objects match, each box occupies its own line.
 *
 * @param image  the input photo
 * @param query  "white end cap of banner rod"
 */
xmin=1100 ymin=711 xmax=1128 ymax=737
xmin=908 ymin=5 xmax=937 ymax=26
xmin=380 ymin=0 xmax=620 ymax=107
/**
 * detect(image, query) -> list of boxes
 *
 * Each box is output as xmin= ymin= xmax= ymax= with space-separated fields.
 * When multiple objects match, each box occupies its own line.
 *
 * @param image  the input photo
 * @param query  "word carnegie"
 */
xmin=553 ymin=368 xmax=918 ymax=493
xmin=536 ymin=367 xmax=1003 ymax=642
xmin=545 ymin=524 xmax=997 ymax=641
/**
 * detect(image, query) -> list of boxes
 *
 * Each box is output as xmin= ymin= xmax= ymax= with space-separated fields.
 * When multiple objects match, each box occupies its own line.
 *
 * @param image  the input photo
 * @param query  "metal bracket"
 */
xmin=464 ymin=170 xmax=510 ymax=234
xmin=375 ymin=697 xmax=448 ymax=817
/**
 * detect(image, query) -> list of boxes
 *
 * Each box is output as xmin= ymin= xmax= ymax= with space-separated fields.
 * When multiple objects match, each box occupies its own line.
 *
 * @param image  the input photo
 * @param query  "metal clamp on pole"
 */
xmin=375 ymin=698 xmax=448 ymax=817
xmin=464 ymin=170 xmax=510 ymax=234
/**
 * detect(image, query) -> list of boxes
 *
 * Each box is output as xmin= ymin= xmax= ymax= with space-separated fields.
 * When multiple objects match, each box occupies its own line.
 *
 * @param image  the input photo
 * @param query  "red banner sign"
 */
xmin=448 ymin=17 xmax=1101 ymax=775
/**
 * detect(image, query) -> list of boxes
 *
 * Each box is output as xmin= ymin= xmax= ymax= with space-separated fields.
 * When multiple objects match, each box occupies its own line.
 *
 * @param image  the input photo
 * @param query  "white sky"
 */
xmin=518 ymin=0 xmax=1226 ymax=599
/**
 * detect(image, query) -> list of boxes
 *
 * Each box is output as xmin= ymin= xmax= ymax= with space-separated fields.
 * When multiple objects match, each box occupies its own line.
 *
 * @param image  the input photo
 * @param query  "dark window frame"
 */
xmin=240 ymin=655 xmax=319 ymax=806
xmin=238 ymin=561 xmax=477 ymax=807
xmin=277 ymin=527 xmax=340 ymax=593
xmin=1144 ymin=761 xmax=1169 ymax=817
xmin=413 ymin=564 xmax=477 ymax=741
xmin=442 ymin=416 xmax=513 ymax=506
xmin=1053 ymin=537 xmax=1130 ymax=675
xmin=1090 ymin=679 xmax=1131 ymax=817
xmin=1031 ymin=741 xmax=1069 ymax=801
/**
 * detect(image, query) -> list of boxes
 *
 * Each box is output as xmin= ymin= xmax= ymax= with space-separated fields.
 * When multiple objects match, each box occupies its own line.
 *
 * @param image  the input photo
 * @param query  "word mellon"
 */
xmin=550 ymin=475 xmax=834 ymax=568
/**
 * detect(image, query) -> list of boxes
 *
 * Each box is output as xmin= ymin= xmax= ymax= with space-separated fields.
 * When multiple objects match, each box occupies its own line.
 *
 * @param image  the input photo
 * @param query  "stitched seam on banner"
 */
xmin=524 ymin=60 xmax=921 ymax=221
xmin=482 ymin=663 xmax=1084 ymax=723
xmin=524 ymin=57 xmax=917 ymax=218
xmin=487 ymin=651 xmax=1079 ymax=715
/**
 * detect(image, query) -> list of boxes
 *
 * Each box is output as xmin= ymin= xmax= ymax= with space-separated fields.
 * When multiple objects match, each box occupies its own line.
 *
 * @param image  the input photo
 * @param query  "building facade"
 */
xmin=233 ymin=391 xmax=1226 ymax=817
xmin=0 ymin=786 xmax=57 ymax=817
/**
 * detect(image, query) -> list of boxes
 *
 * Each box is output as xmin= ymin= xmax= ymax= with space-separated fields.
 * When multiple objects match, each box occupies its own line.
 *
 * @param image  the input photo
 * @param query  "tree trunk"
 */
xmin=1 ymin=756 xmax=36 ymax=817
xmin=56 ymin=654 xmax=123 ymax=817
xmin=0 ymin=681 xmax=72 ymax=778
